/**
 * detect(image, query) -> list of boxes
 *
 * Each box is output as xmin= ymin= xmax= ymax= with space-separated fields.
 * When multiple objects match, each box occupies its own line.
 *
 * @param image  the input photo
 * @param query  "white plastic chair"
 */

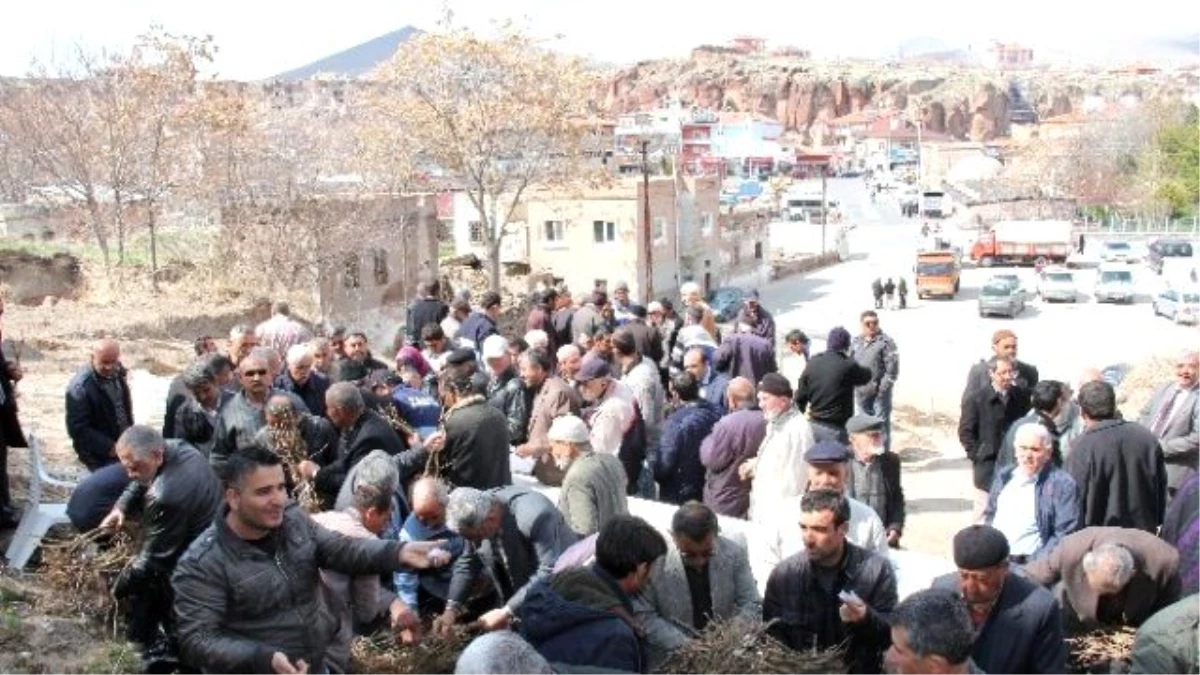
xmin=5 ymin=432 xmax=79 ymax=570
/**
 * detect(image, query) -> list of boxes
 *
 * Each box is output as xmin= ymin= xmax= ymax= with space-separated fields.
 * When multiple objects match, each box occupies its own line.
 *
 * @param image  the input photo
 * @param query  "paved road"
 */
xmin=755 ymin=178 xmax=1198 ymax=416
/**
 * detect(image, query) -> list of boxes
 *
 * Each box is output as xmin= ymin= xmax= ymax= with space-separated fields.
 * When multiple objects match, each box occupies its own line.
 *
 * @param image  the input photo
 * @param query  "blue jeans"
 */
xmin=857 ymin=389 xmax=894 ymax=451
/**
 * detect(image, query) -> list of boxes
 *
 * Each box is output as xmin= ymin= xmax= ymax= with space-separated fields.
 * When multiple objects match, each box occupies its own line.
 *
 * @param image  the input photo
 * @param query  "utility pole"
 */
xmin=820 ymin=164 xmax=828 ymax=254
xmin=641 ymin=140 xmax=654 ymax=304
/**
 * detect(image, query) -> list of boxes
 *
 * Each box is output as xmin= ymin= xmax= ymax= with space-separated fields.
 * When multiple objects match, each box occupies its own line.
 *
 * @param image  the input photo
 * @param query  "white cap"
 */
xmin=481 ymin=335 xmax=510 ymax=360
xmin=647 ymin=301 xmax=664 ymax=314
xmin=546 ymin=415 xmax=590 ymax=444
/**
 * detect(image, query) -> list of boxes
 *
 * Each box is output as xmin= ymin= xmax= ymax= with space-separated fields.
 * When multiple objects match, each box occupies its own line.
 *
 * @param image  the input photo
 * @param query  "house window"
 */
xmin=754 ymin=241 xmax=764 ymax=259
xmin=544 ymin=220 xmax=565 ymax=243
xmin=372 ymin=249 xmax=389 ymax=286
xmin=468 ymin=220 xmax=484 ymax=244
xmin=593 ymin=220 xmax=616 ymax=243
xmin=700 ymin=213 xmax=714 ymax=236
xmin=652 ymin=216 xmax=666 ymax=242
xmin=342 ymin=254 xmax=361 ymax=289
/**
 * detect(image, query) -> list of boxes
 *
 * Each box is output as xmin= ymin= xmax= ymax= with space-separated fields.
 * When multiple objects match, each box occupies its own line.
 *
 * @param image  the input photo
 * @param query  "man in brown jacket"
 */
xmin=1023 ymin=526 xmax=1182 ymax=629
xmin=514 ymin=349 xmax=581 ymax=486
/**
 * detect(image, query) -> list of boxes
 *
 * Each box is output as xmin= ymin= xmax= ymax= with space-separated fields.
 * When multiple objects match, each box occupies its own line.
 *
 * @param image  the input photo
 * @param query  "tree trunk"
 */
xmin=489 ymin=240 xmax=502 ymax=293
xmin=113 ymin=190 xmax=127 ymax=265
xmin=147 ymin=203 xmax=159 ymax=292
xmin=85 ymin=196 xmax=112 ymax=269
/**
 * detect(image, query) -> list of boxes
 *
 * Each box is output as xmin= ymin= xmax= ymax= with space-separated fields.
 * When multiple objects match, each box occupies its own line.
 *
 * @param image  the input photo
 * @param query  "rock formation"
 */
xmin=599 ymin=53 xmax=1191 ymax=142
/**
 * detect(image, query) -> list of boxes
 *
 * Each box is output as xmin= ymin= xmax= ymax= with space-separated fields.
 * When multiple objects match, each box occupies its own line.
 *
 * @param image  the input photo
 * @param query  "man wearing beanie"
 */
xmin=932 ymin=525 xmax=1067 ymax=674
xmin=741 ymin=373 xmax=815 ymax=529
xmin=794 ymin=326 xmax=873 ymax=444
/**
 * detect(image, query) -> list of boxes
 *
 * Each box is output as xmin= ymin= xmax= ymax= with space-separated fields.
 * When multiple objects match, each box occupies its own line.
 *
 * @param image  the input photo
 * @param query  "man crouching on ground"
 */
xmin=172 ymin=444 xmax=450 ymax=674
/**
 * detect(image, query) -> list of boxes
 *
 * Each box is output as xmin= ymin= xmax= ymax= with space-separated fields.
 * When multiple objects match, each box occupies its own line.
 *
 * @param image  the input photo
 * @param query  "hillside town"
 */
xmin=0 ymin=20 xmax=1197 ymax=675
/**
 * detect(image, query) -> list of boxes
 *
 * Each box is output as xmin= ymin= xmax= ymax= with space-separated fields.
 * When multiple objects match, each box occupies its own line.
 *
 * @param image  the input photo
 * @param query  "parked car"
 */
xmin=978 ymin=281 xmax=1026 ymax=318
xmin=1148 ymin=238 xmax=1195 ymax=275
xmin=1152 ymin=286 xmax=1200 ymax=324
xmin=707 ymin=287 xmax=747 ymax=322
xmin=989 ymin=273 xmax=1028 ymax=301
xmin=1094 ymin=264 xmax=1136 ymax=303
xmin=1100 ymin=240 xmax=1135 ymax=263
xmin=1037 ymin=268 xmax=1079 ymax=303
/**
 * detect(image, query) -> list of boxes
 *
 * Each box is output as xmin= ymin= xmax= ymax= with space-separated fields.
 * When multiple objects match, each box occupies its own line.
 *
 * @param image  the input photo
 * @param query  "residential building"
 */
xmin=680 ymin=110 xmax=721 ymax=176
xmin=989 ymin=42 xmax=1034 ymax=69
xmin=729 ymin=36 xmax=767 ymax=55
xmin=712 ymin=112 xmax=785 ymax=176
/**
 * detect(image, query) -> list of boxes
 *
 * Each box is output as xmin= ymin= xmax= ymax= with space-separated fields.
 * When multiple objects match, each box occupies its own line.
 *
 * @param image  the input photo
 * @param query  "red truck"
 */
xmin=969 ymin=220 xmax=1074 ymax=268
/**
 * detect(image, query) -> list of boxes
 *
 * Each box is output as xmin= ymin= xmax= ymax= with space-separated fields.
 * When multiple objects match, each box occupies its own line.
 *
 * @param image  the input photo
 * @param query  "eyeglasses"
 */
xmin=243 ymin=369 xmax=268 ymax=378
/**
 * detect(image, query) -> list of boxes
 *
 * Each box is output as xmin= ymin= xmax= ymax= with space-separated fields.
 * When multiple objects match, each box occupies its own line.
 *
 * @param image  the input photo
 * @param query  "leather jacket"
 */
xmin=488 ymin=367 xmax=531 ymax=445
xmin=173 ymin=502 xmax=407 ymax=674
xmin=115 ymin=441 xmax=222 ymax=583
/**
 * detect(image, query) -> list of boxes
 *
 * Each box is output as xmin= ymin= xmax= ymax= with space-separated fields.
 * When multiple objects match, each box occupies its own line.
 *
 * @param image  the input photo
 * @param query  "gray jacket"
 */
xmin=173 ymin=502 xmax=406 ymax=674
xmin=558 ymin=451 xmax=629 ymax=537
xmin=210 ymin=388 xmax=309 ymax=472
xmin=635 ymin=535 xmax=762 ymax=670
xmin=1139 ymin=382 xmax=1199 ymax=491
xmin=850 ymin=332 xmax=900 ymax=398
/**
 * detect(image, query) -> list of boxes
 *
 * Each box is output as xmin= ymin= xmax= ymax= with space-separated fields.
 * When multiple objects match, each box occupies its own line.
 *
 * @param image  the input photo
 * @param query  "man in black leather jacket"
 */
xmin=172 ymin=445 xmax=450 ymax=674
xmin=482 ymin=336 xmax=531 ymax=445
xmin=100 ymin=426 xmax=223 ymax=669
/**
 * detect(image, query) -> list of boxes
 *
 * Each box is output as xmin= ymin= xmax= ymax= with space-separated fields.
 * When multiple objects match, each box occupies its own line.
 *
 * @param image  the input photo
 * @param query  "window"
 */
xmin=342 ymin=254 xmax=361 ymax=289
xmin=372 ymin=249 xmax=389 ymax=286
xmin=593 ymin=220 xmax=616 ymax=243
xmin=700 ymin=212 xmax=714 ymax=235
xmin=754 ymin=241 xmax=763 ymax=260
xmin=468 ymin=220 xmax=484 ymax=244
xmin=652 ymin=216 xmax=666 ymax=242
xmin=544 ymin=220 xmax=565 ymax=243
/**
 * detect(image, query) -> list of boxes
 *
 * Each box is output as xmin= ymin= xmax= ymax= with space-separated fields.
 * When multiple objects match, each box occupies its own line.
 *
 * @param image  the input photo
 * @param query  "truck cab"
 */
xmin=915 ymin=251 xmax=961 ymax=299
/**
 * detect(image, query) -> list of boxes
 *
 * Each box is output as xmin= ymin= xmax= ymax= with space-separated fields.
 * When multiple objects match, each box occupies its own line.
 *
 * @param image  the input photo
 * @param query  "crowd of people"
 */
xmin=0 ymin=280 xmax=1195 ymax=673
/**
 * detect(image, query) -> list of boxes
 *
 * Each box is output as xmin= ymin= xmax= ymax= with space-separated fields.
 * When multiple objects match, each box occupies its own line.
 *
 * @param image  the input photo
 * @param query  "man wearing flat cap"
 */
xmin=442 ymin=347 xmax=479 ymax=381
xmin=932 ymin=525 xmax=1067 ymax=674
xmin=740 ymin=373 xmax=814 ymax=530
xmin=576 ymin=357 xmax=641 ymax=488
xmin=845 ymin=414 xmax=905 ymax=548
xmin=762 ymin=439 xmax=889 ymax=567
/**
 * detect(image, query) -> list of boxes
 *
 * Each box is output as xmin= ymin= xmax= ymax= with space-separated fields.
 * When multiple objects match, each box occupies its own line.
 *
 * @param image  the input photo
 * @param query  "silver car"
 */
xmin=978 ymin=281 xmax=1026 ymax=318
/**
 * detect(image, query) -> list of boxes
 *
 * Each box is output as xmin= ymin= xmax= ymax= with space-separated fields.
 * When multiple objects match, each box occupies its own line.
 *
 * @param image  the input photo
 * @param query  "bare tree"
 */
xmin=366 ymin=22 xmax=599 ymax=291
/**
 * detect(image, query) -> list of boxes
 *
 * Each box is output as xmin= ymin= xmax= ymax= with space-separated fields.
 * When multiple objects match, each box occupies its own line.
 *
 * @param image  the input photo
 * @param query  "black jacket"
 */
xmin=623 ymin=318 xmax=664 ymax=365
xmin=174 ymin=390 xmax=235 ymax=456
xmin=162 ymin=374 xmax=189 ymax=440
xmin=274 ymin=370 xmax=329 ymax=418
xmin=932 ymin=572 xmax=1067 ymax=674
xmin=314 ymin=409 xmax=406 ymax=505
xmin=210 ymin=388 xmax=309 ymax=472
xmin=407 ymin=297 xmax=449 ymax=345
xmin=487 ymin=367 xmax=531 ymax=445
xmin=441 ymin=395 xmax=513 ymax=490
xmin=551 ymin=307 xmax=575 ymax=351
xmin=959 ymin=385 xmax=1032 ymax=490
xmin=328 ymin=355 xmax=389 ymax=385
xmin=173 ymin=502 xmax=406 ymax=674
xmin=65 ymin=364 xmax=134 ymax=470
xmin=457 ymin=311 xmax=499 ymax=351
xmin=1066 ymin=418 xmax=1168 ymax=532
xmin=115 ymin=441 xmax=222 ymax=583
xmin=763 ymin=542 xmax=897 ymax=674
xmin=0 ymin=346 xmax=26 ymax=448
xmin=794 ymin=351 xmax=873 ymax=427
xmin=963 ymin=358 xmax=1040 ymax=403
xmin=846 ymin=451 xmax=906 ymax=534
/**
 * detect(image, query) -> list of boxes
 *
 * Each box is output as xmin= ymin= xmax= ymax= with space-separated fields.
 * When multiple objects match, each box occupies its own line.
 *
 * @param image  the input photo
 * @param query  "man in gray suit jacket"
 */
xmin=1139 ymin=350 xmax=1199 ymax=495
xmin=634 ymin=502 xmax=762 ymax=670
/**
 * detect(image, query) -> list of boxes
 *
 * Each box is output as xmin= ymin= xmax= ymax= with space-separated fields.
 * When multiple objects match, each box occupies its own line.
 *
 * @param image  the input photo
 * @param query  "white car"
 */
xmin=1037 ymin=269 xmax=1078 ymax=302
xmin=1101 ymin=240 xmax=1134 ymax=263
xmin=1153 ymin=287 xmax=1200 ymax=324
xmin=1094 ymin=264 xmax=1136 ymax=303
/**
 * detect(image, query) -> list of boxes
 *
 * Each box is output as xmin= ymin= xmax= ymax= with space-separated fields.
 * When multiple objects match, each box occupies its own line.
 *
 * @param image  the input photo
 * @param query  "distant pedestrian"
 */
xmin=897 ymin=278 xmax=908 ymax=309
xmin=871 ymin=279 xmax=884 ymax=309
xmin=883 ymin=278 xmax=896 ymax=309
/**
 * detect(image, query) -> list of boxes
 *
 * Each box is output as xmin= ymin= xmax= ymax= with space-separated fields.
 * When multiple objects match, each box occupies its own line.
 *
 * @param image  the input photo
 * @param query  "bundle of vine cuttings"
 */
xmin=1066 ymin=625 xmax=1137 ymax=674
xmin=350 ymin=628 xmax=473 ymax=674
xmin=37 ymin=525 xmax=140 ymax=620
xmin=656 ymin=617 xmax=846 ymax=674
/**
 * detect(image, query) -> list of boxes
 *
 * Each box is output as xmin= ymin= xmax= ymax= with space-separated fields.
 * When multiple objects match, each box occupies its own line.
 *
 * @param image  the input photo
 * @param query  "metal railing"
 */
xmin=1077 ymin=216 xmax=1200 ymax=235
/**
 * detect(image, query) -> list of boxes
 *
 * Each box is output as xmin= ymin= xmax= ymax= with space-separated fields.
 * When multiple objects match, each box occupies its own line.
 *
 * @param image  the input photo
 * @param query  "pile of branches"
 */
xmin=37 ymin=525 xmax=141 ymax=626
xmin=656 ymin=617 xmax=845 ymax=674
xmin=350 ymin=629 xmax=473 ymax=674
xmin=1066 ymin=625 xmax=1137 ymax=674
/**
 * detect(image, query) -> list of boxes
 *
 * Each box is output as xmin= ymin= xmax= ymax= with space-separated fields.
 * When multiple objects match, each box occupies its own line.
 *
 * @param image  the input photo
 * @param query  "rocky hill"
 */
xmin=599 ymin=47 xmax=1197 ymax=141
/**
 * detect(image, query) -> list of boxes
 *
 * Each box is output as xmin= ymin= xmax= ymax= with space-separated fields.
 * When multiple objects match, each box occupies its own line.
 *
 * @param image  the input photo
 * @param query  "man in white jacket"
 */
xmin=740 ymin=373 xmax=813 ymax=526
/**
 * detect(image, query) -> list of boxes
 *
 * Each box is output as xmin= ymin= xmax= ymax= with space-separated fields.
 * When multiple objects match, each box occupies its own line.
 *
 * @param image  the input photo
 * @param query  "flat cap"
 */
xmin=575 ymin=356 xmax=611 ymax=383
xmin=953 ymin=525 xmax=1010 ymax=570
xmin=547 ymin=415 xmax=590 ymax=444
xmin=614 ymin=280 xmax=630 ymax=291
xmin=804 ymin=440 xmax=851 ymax=464
xmin=445 ymin=347 xmax=477 ymax=366
xmin=846 ymin=414 xmax=885 ymax=435
xmin=757 ymin=372 xmax=792 ymax=398
xmin=481 ymin=335 xmax=509 ymax=360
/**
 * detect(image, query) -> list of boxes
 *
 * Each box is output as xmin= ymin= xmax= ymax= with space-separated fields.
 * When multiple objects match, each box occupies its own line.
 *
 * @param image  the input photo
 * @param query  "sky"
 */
xmin=0 ymin=0 xmax=1194 ymax=80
